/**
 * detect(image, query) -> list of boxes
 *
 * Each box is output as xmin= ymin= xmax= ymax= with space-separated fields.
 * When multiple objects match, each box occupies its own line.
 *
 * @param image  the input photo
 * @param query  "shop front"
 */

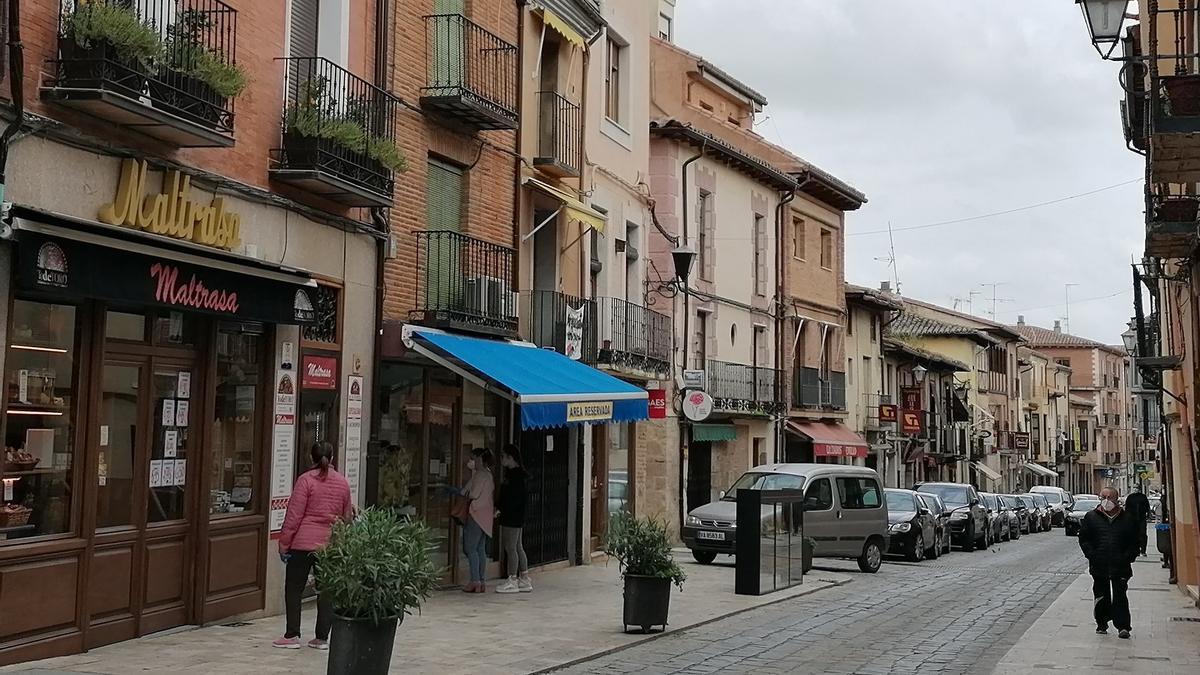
xmin=784 ymin=420 xmax=870 ymax=466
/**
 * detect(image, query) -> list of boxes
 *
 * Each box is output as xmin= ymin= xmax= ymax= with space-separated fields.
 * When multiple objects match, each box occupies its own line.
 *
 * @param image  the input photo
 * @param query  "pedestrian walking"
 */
xmin=273 ymin=442 xmax=354 ymax=650
xmin=1078 ymin=486 xmax=1140 ymax=639
xmin=1124 ymin=488 xmax=1151 ymax=556
xmin=458 ymin=447 xmax=495 ymax=593
xmin=495 ymin=443 xmax=532 ymax=594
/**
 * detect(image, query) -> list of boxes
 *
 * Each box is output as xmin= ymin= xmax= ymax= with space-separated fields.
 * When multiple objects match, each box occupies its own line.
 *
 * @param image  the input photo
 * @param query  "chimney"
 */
xmin=1053 ymin=320 xmax=1061 ymax=333
xmin=880 ymin=281 xmax=891 ymax=293
xmin=1017 ymin=315 xmax=1025 ymax=326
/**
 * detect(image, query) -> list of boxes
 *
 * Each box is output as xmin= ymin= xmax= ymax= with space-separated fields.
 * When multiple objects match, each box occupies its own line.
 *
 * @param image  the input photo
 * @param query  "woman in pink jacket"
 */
xmin=272 ymin=442 xmax=353 ymax=650
xmin=459 ymin=447 xmax=495 ymax=593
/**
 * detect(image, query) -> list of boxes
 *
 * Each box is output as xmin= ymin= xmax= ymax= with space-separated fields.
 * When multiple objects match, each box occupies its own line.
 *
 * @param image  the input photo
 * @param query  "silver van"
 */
xmin=682 ymin=464 xmax=890 ymax=573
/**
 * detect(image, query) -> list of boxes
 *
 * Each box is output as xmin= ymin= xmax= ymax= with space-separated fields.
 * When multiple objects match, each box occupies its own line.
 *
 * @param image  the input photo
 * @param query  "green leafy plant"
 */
xmin=65 ymin=2 xmax=162 ymax=70
xmin=367 ymin=135 xmax=408 ymax=172
xmin=164 ymin=9 xmax=248 ymax=98
xmin=314 ymin=508 xmax=442 ymax=624
xmin=605 ymin=513 xmax=686 ymax=590
xmin=285 ymin=77 xmax=407 ymax=171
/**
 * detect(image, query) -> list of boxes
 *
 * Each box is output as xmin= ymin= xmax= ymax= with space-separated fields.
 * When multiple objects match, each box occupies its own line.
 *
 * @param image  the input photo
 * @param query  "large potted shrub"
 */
xmin=315 ymin=508 xmax=441 ymax=675
xmin=605 ymin=513 xmax=686 ymax=634
xmin=60 ymin=2 xmax=161 ymax=94
xmin=154 ymin=9 xmax=247 ymax=125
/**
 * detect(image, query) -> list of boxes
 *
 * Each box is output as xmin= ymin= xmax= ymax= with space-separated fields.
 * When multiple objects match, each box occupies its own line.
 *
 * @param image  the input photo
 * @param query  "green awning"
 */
xmin=691 ymin=423 xmax=737 ymax=442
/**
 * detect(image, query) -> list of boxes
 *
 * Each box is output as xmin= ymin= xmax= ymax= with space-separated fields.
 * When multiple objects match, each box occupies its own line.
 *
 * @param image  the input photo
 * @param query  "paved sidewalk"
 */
xmin=2 ymin=551 xmax=851 ymax=675
xmin=991 ymin=553 xmax=1200 ymax=674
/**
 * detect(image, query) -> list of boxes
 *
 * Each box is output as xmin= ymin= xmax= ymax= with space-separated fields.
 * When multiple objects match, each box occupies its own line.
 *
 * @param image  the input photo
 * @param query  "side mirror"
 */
xmin=970 ymin=498 xmax=980 ymax=506
xmin=919 ymin=508 xmax=931 ymax=516
xmin=718 ymin=490 xmax=726 ymax=499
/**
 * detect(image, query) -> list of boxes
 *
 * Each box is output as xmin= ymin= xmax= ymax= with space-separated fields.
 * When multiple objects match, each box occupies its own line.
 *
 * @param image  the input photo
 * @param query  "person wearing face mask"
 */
xmin=459 ymin=447 xmax=495 ymax=593
xmin=1078 ymin=486 xmax=1140 ymax=639
xmin=494 ymin=443 xmax=532 ymax=594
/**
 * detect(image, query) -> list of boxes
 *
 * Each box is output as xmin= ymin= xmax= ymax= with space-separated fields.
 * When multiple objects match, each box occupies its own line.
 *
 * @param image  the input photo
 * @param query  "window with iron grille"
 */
xmin=302 ymin=284 xmax=341 ymax=346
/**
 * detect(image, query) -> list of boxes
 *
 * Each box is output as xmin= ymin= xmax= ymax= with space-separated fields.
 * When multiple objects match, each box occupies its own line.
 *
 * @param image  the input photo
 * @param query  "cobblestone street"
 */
xmin=552 ymin=533 xmax=1092 ymax=675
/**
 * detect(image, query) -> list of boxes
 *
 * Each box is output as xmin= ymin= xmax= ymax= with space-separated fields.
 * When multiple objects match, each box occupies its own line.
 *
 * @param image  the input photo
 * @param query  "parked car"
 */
xmin=912 ymin=482 xmax=989 ymax=551
xmin=1028 ymin=493 xmax=1054 ymax=531
xmin=884 ymin=489 xmax=938 ymax=561
xmin=916 ymin=492 xmax=953 ymax=557
xmin=1029 ymin=486 xmax=1073 ymax=527
xmin=981 ymin=492 xmax=1011 ymax=542
xmin=1075 ymin=493 xmax=1099 ymax=502
xmin=1064 ymin=496 xmax=1101 ymax=536
xmin=1018 ymin=494 xmax=1045 ymax=532
xmin=1006 ymin=494 xmax=1031 ymax=534
xmin=683 ymin=464 xmax=889 ymax=573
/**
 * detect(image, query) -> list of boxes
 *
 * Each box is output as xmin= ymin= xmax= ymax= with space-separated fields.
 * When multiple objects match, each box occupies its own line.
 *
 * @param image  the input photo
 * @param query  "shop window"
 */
xmin=607 ymin=422 xmax=633 ymax=518
xmin=106 ymin=310 xmax=146 ymax=341
xmin=148 ymin=367 xmax=193 ymax=523
xmin=153 ymin=310 xmax=199 ymax=347
xmin=3 ymin=300 xmax=79 ymax=542
xmin=374 ymin=363 xmax=425 ymax=515
xmin=301 ymin=285 xmax=341 ymax=347
xmin=299 ymin=353 xmax=339 ymax=475
xmin=210 ymin=326 xmax=266 ymax=515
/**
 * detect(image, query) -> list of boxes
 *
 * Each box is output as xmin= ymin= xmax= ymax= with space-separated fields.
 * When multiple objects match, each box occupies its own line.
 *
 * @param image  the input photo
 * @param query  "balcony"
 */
xmin=1149 ymin=5 xmax=1200 ymax=183
xmin=420 ymin=14 xmax=518 ymax=131
xmin=1120 ymin=26 xmax=1148 ymax=153
xmin=703 ymin=359 xmax=782 ymax=416
xmin=42 ymin=0 xmax=240 ymax=147
xmin=410 ymin=231 xmax=518 ymax=337
xmin=270 ymin=57 xmax=402 ymax=208
xmin=520 ymin=291 xmax=597 ymax=363
xmin=534 ymin=91 xmax=582 ymax=177
xmin=1146 ymin=188 xmax=1199 ymax=258
xmin=596 ymin=297 xmax=672 ymax=378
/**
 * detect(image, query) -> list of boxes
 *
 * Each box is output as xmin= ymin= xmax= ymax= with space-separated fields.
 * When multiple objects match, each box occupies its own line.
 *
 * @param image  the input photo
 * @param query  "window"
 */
xmin=696 ymin=311 xmax=709 ymax=366
xmin=804 ymin=478 xmax=834 ymax=511
xmin=847 ymin=358 xmax=854 ymax=386
xmin=820 ymin=228 xmax=833 ymax=269
xmin=792 ymin=217 xmax=805 ymax=259
xmin=210 ymin=327 xmax=266 ymax=515
xmin=605 ymin=37 xmax=623 ymax=123
xmin=3 ymin=300 xmax=80 ymax=543
xmin=837 ymin=476 xmax=882 ymax=509
xmin=753 ymin=214 xmax=766 ymax=296
xmin=290 ymin=0 xmax=319 ymax=59
xmin=870 ymin=314 xmax=878 ymax=343
xmin=696 ymin=191 xmax=710 ymax=277
xmin=658 ymin=12 xmax=673 ymax=41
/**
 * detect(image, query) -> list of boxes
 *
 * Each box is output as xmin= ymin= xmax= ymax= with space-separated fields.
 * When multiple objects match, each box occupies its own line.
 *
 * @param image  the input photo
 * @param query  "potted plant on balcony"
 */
xmin=60 ymin=1 xmax=162 ymax=94
xmin=1163 ymin=72 xmax=1200 ymax=117
xmin=283 ymin=82 xmax=407 ymax=183
xmin=315 ymin=508 xmax=440 ymax=675
xmin=605 ymin=513 xmax=686 ymax=634
xmin=153 ymin=9 xmax=247 ymax=126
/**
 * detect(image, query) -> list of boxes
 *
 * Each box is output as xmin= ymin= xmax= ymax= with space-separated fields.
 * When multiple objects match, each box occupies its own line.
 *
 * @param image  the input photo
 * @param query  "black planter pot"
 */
xmin=622 ymin=575 xmax=671 ymax=634
xmin=327 ymin=614 xmax=399 ymax=675
xmin=150 ymin=70 xmax=226 ymax=126
xmin=283 ymin=130 xmax=323 ymax=168
xmin=58 ymin=38 xmax=147 ymax=97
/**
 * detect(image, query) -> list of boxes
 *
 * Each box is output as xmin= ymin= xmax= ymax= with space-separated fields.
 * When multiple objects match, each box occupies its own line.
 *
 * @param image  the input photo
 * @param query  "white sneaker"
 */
xmin=517 ymin=575 xmax=533 ymax=593
xmin=495 ymin=576 xmax=520 ymax=594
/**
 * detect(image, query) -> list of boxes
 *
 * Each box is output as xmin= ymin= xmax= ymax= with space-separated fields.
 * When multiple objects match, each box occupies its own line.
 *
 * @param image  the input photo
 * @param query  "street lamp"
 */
xmin=912 ymin=364 xmax=928 ymax=383
xmin=1121 ymin=324 xmax=1138 ymax=356
xmin=671 ymin=246 xmax=696 ymax=284
xmin=1076 ymin=0 xmax=1132 ymax=60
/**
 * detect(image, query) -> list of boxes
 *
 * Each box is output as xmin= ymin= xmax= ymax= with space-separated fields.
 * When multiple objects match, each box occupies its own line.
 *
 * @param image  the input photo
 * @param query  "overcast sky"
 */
xmin=675 ymin=0 xmax=1143 ymax=344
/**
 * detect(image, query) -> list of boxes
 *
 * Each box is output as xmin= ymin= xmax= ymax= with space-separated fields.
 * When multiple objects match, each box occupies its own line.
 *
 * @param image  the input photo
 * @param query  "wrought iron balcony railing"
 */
xmin=597 ymin=297 xmax=671 ymax=376
xmin=534 ymin=91 xmax=581 ymax=177
xmin=520 ymin=291 xmax=597 ymax=363
xmin=42 ymin=0 xmax=239 ymax=147
xmin=701 ymin=359 xmax=783 ymax=416
xmin=411 ymin=231 xmax=518 ymax=336
xmin=270 ymin=57 xmax=402 ymax=208
xmin=421 ymin=14 xmax=518 ymax=131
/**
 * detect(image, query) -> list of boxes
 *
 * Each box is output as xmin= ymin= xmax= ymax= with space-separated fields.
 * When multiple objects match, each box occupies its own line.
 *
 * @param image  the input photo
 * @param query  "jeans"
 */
xmin=285 ymin=551 xmax=333 ymax=640
xmin=1092 ymin=574 xmax=1131 ymax=631
xmin=463 ymin=518 xmax=489 ymax=583
xmin=500 ymin=525 xmax=528 ymax=577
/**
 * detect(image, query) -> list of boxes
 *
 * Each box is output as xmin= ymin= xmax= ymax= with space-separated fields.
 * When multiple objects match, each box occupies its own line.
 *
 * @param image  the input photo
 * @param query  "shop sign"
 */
xmin=566 ymin=401 xmax=613 ymax=423
xmin=16 ymin=232 xmax=316 ymax=325
xmin=900 ymin=387 xmax=923 ymax=434
xmin=1013 ymin=432 xmax=1031 ymax=451
xmin=878 ymin=403 xmax=898 ymax=423
xmin=564 ymin=304 xmax=585 ymax=361
xmin=901 ymin=411 xmax=923 ymax=435
xmin=98 ymin=159 xmax=243 ymax=251
xmin=647 ymin=389 xmax=668 ymax=419
xmin=682 ymin=390 xmax=714 ymax=422
xmin=270 ymin=370 xmax=297 ymax=533
xmin=344 ymin=375 xmax=364 ymax=507
xmin=682 ymin=369 xmax=706 ymax=390
xmin=814 ymin=444 xmax=868 ymax=459
xmin=302 ymin=356 xmax=338 ymax=390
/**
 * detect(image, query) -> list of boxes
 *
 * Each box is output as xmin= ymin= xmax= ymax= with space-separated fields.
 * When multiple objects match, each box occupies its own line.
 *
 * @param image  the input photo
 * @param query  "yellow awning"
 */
xmin=525 ymin=178 xmax=606 ymax=233
xmin=539 ymin=8 xmax=586 ymax=48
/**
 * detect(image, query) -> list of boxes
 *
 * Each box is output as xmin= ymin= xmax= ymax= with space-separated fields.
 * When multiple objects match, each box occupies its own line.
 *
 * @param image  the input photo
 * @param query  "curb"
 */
xmin=530 ymin=576 xmax=854 ymax=674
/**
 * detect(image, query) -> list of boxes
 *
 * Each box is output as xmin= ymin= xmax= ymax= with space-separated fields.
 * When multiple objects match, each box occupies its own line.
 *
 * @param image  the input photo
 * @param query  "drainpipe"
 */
xmin=773 ymin=187 xmax=796 ymax=463
xmin=678 ymin=140 xmax=706 ymax=532
xmin=512 ymin=6 xmax=526 ymax=283
xmin=368 ymin=0 xmax=391 ymax=456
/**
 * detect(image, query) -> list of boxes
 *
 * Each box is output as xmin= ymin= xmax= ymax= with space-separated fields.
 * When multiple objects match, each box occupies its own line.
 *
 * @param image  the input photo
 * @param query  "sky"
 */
xmin=674 ymin=0 xmax=1144 ymax=345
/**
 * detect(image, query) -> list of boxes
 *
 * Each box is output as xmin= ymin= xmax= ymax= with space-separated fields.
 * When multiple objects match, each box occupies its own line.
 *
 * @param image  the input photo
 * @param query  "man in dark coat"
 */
xmin=1124 ymin=488 xmax=1151 ymax=556
xmin=1078 ymin=486 xmax=1140 ymax=638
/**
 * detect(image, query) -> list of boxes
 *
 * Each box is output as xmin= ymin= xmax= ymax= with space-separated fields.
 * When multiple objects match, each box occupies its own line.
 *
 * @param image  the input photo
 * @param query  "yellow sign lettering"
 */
xmin=566 ymin=401 xmax=614 ymax=423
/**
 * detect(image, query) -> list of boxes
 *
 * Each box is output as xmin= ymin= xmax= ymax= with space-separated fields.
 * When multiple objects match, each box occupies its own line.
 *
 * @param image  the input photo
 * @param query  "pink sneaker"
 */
xmin=272 ymin=636 xmax=301 ymax=649
xmin=308 ymin=638 xmax=329 ymax=650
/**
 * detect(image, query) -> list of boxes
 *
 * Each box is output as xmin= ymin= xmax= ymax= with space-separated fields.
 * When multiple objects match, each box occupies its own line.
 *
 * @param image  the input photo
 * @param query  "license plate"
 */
xmin=696 ymin=530 xmax=725 ymax=541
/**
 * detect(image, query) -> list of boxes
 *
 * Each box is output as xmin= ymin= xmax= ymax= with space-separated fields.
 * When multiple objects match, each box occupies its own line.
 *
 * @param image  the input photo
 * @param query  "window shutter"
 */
xmin=426 ymin=159 xmax=463 ymax=232
xmin=290 ymin=0 xmax=319 ymax=59
xmin=424 ymin=159 xmax=464 ymax=310
xmin=754 ymin=216 xmax=766 ymax=296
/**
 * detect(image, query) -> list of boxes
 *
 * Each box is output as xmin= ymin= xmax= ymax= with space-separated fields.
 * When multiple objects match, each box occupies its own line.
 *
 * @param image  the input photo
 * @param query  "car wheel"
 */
xmin=963 ymin=524 xmax=975 ymax=552
xmin=907 ymin=533 xmax=925 ymax=562
xmin=927 ymin=534 xmax=939 ymax=560
xmin=691 ymin=550 xmax=717 ymax=565
xmin=1013 ymin=526 xmax=1020 ymax=540
xmin=858 ymin=537 xmax=884 ymax=573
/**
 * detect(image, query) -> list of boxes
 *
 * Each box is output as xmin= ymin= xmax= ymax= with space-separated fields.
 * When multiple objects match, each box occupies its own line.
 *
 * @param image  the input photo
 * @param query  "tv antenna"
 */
xmin=873 ymin=221 xmax=902 ymax=294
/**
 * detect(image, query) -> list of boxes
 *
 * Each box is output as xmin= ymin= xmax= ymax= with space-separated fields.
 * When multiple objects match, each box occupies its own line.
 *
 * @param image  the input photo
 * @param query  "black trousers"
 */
xmin=1137 ymin=526 xmax=1148 ymax=555
xmin=285 ymin=551 xmax=333 ymax=640
xmin=1092 ymin=574 xmax=1131 ymax=631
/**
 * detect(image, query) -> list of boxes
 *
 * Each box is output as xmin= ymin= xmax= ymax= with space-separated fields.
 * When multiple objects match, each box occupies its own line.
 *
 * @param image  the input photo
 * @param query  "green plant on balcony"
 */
xmin=152 ymin=9 xmax=246 ymax=125
xmin=62 ymin=2 xmax=162 ymax=81
xmin=283 ymin=78 xmax=407 ymax=177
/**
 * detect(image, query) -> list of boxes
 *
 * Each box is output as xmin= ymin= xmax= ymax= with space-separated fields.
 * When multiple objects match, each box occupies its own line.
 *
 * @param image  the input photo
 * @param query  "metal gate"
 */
xmin=521 ymin=428 xmax=570 ymax=567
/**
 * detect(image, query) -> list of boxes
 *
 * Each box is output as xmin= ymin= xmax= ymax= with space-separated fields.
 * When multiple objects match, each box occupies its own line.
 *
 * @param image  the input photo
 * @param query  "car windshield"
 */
xmin=1034 ymin=495 xmax=1049 ymax=507
xmin=1038 ymin=491 xmax=1064 ymax=505
xmin=885 ymin=491 xmax=917 ymax=512
xmin=1074 ymin=499 xmax=1100 ymax=512
xmin=1020 ymin=496 xmax=1037 ymax=508
xmin=919 ymin=484 xmax=970 ymax=507
xmin=917 ymin=494 xmax=942 ymax=513
xmin=982 ymin=494 xmax=999 ymax=510
xmin=722 ymin=472 xmax=805 ymax=500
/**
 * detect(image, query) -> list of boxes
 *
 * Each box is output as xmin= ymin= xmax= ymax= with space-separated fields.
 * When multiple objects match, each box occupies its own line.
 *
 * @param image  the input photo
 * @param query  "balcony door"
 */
xmin=432 ymin=0 xmax=466 ymax=88
xmin=426 ymin=159 xmax=464 ymax=312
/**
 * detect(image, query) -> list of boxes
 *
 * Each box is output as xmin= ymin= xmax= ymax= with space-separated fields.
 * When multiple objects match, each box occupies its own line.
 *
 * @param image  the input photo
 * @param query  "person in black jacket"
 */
xmin=494 ymin=443 xmax=531 ymax=594
xmin=1124 ymin=488 xmax=1151 ymax=556
xmin=1078 ymin=486 xmax=1140 ymax=638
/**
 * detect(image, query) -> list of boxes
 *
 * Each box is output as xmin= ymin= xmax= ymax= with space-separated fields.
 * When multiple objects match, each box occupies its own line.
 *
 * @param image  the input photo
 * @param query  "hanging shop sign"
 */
xmin=683 ymin=390 xmax=714 ymax=422
xmin=16 ymin=232 xmax=315 ymax=325
xmin=302 ymin=355 xmax=338 ymax=390
xmin=900 ymin=387 xmax=923 ymax=434
xmin=878 ymin=403 xmax=898 ymax=423
xmin=682 ymin=369 xmax=706 ymax=390
xmin=1013 ymin=432 xmax=1031 ymax=451
xmin=565 ymin=401 xmax=614 ymax=423
xmin=564 ymin=304 xmax=586 ymax=361
xmin=647 ymin=389 xmax=668 ymax=419
xmin=98 ymin=158 xmax=243 ymax=251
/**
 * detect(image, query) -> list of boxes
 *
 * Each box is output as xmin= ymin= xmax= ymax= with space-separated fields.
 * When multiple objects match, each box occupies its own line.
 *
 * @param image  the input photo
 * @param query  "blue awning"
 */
xmin=407 ymin=329 xmax=649 ymax=430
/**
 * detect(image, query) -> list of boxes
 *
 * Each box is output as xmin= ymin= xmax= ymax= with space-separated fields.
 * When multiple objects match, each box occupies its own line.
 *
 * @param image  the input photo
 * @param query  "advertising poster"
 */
xmin=269 ymin=370 xmax=297 ymax=534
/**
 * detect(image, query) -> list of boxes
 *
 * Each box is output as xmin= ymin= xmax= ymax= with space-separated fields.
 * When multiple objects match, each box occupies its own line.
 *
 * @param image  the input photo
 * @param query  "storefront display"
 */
xmin=210 ymin=328 xmax=265 ymax=515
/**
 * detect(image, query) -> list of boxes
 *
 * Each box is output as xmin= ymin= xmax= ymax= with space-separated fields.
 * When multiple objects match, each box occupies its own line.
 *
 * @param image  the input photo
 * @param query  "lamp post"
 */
xmin=671 ymin=246 xmax=696 ymax=285
xmin=911 ymin=364 xmax=928 ymax=383
xmin=1075 ymin=0 xmax=1132 ymax=60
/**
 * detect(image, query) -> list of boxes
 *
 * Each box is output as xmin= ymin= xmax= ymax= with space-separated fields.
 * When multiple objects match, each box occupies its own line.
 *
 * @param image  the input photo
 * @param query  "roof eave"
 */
xmin=650 ymin=121 xmax=798 ymax=190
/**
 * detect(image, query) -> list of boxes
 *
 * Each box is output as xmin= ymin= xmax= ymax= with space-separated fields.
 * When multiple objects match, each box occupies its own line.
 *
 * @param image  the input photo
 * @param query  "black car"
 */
xmin=1006 ymin=494 xmax=1031 ymax=534
xmin=1065 ymin=497 xmax=1101 ymax=536
xmin=980 ymin=493 xmax=1009 ymax=542
xmin=916 ymin=492 xmax=952 ymax=557
xmin=885 ymin=489 xmax=938 ymax=562
xmin=912 ymin=482 xmax=989 ymax=551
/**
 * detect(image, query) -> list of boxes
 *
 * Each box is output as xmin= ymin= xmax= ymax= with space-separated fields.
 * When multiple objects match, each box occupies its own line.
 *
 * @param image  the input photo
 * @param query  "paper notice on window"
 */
xmin=149 ymin=460 xmax=163 ymax=488
xmin=164 ymin=429 xmax=178 ymax=458
xmin=100 ymin=425 xmax=110 ymax=447
xmin=162 ymin=400 xmax=176 ymax=427
xmin=3 ymin=479 xmax=13 ymax=501
xmin=173 ymin=459 xmax=186 ymax=487
xmin=17 ymin=369 xmax=28 ymax=404
xmin=177 ymin=372 xmax=191 ymax=399
xmin=162 ymin=461 xmax=175 ymax=488
xmin=175 ymin=400 xmax=189 ymax=427
xmin=98 ymin=453 xmax=107 ymax=487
